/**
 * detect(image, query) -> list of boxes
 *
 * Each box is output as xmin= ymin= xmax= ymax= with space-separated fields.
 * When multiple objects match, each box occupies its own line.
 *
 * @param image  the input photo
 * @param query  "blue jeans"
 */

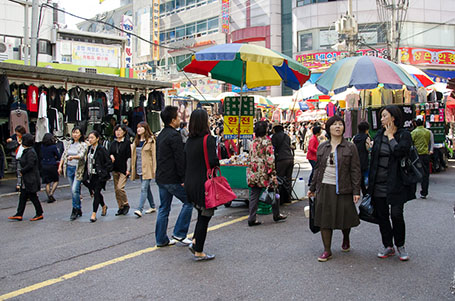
xmin=137 ymin=176 xmax=155 ymax=212
xmin=155 ymin=183 xmax=193 ymax=245
xmin=67 ymin=165 xmax=81 ymax=209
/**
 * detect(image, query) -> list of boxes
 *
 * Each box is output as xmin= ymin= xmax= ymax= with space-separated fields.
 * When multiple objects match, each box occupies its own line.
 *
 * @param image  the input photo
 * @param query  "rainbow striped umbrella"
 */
xmin=316 ymin=56 xmax=418 ymax=94
xmin=398 ymin=64 xmax=434 ymax=87
xmin=177 ymin=43 xmax=311 ymax=90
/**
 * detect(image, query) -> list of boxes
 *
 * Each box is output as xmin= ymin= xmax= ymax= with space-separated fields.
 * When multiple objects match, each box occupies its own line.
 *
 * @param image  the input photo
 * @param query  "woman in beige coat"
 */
xmin=131 ymin=122 xmax=157 ymax=217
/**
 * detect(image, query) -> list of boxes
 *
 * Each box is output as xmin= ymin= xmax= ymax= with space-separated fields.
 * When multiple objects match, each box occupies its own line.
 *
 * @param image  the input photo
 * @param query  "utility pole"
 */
xmin=23 ymin=1 xmax=29 ymax=65
xmin=30 ymin=0 xmax=39 ymax=66
xmin=390 ymin=0 xmax=397 ymax=62
xmin=335 ymin=0 xmax=358 ymax=57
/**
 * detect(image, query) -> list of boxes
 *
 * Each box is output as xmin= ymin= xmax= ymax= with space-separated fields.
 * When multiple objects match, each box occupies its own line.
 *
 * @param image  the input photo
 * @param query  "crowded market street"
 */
xmin=0 ymin=149 xmax=454 ymax=300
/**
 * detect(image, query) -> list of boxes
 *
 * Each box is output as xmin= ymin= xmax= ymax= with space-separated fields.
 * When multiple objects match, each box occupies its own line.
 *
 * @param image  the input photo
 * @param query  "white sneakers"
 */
xmin=134 ymin=208 xmax=156 ymax=217
xmin=172 ymin=235 xmax=192 ymax=246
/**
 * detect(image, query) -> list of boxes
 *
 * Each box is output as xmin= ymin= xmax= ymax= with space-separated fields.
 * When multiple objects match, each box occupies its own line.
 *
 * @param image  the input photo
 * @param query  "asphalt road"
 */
xmin=0 ymin=155 xmax=454 ymax=300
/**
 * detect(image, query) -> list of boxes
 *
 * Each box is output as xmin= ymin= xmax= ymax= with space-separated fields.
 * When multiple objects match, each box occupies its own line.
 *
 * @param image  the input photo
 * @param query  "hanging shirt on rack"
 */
xmin=65 ymin=99 xmax=80 ymax=123
xmin=345 ymin=93 xmax=360 ymax=109
xmin=27 ymin=84 xmax=39 ymax=112
xmin=113 ymin=87 xmax=121 ymax=110
xmin=55 ymin=111 xmax=64 ymax=137
xmin=35 ymin=92 xmax=49 ymax=142
xmin=9 ymin=109 xmax=29 ymax=135
xmin=0 ymin=75 xmax=11 ymax=108
xmin=68 ymin=87 xmax=87 ymax=119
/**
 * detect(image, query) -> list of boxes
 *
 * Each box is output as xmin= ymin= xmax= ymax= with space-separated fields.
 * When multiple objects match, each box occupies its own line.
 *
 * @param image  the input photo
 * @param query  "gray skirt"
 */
xmin=314 ymin=183 xmax=360 ymax=230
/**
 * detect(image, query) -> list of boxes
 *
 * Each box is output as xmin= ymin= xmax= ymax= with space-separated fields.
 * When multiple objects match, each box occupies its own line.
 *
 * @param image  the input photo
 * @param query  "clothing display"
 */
xmin=27 ymin=85 xmax=39 ymax=112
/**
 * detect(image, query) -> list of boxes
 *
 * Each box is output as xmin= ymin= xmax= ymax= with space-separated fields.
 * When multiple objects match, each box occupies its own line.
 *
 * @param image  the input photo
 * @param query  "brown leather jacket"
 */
xmin=309 ymin=138 xmax=361 ymax=196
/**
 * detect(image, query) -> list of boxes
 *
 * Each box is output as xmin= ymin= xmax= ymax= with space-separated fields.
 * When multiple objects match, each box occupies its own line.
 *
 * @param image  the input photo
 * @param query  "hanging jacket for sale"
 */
xmin=148 ymin=91 xmax=164 ymax=111
xmin=27 ymin=84 xmax=39 ymax=112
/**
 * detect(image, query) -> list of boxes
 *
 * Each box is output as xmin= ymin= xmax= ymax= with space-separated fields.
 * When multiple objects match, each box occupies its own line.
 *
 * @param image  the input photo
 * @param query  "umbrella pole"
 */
xmin=237 ymin=61 xmax=246 ymax=153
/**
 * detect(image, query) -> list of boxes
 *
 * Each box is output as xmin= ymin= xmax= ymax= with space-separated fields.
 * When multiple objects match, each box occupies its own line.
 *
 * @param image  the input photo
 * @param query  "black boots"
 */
xmin=70 ymin=208 xmax=83 ymax=221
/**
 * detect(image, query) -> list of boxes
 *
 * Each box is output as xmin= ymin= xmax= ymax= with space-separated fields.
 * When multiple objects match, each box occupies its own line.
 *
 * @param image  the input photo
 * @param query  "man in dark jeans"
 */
xmin=411 ymin=116 xmax=431 ymax=199
xmin=272 ymin=122 xmax=294 ymax=205
xmin=155 ymin=106 xmax=193 ymax=247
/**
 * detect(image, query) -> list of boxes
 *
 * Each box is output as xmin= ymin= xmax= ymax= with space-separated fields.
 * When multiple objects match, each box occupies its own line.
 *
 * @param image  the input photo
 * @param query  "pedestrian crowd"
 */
xmin=7 ymin=104 xmax=431 ymax=262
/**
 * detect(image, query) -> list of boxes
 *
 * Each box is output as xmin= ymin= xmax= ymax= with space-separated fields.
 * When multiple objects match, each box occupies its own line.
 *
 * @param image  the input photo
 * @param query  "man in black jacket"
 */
xmin=272 ymin=122 xmax=294 ymax=204
xmin=155 ymin=106 xmax=193 ymax=247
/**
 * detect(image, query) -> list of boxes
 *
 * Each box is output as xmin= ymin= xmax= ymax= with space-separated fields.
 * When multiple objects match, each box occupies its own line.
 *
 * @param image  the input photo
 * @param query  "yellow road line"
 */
xmin=0 ymin=215 xmax=248 ymax=300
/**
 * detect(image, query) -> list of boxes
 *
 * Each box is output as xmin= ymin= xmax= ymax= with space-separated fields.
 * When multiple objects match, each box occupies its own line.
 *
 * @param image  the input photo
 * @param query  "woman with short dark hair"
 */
xmin=184 ymin=109 xmax=219 ymax=261
xmin=109 ymin=124 xmax=132 ymax=216
xmin=247 ymin=121 xmax=287 ymax=226
xmin=369 ymin=105 xmax=415 ymax=261
xmin=40 ymin=133 xmax=61 ymax=203
xmin=83 ymin=131 xmax=113 ymax=222
xmin=308 ymin=115 xmax=361 ymax=262
xmin=9 ymin=134 xmax=44 ymax=221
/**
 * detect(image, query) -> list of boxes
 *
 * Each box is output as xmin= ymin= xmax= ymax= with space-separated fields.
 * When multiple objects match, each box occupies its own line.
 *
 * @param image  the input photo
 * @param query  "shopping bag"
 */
xmin=259 ymin=189 xmax=276 ymax=205
xmin=309 ymin=197 xmax=320 ymax=234
xmin=358 ymin=194 xmax=379 ymax=224
xmin=203 ymin=135 xmax=236 ymax=209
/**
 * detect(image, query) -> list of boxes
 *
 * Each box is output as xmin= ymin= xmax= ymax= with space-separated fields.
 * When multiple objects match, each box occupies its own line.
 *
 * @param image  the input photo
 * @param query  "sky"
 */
xmin=58 ymin=0 xmax=121 ymax=29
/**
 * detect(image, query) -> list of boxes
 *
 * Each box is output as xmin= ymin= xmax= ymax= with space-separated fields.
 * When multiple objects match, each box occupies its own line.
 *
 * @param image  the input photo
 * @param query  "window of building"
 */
xmin=297 ymin=0 xmax=338 ymax=6
xmin=207 ymin=17 xmax=219 ymax=31
xmin=197 ymin=20 xmax=207 ymax=33
xmin=299 ymin=32 xmax=313 ymax=51
xmin=319 ymin=29 xmax=338 ymax=48
xmin=38 ymin=40 xmax=52 ymax=55
xmin=176 ymin=26 xmax=185 ymax=39
xmin=186 ymin=22 xmax=196 ymax=36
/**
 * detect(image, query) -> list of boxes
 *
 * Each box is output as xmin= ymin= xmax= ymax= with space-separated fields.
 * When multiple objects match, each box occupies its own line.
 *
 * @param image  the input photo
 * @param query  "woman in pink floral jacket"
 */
xmin=247 ymin=121 xmax=287 ymax=226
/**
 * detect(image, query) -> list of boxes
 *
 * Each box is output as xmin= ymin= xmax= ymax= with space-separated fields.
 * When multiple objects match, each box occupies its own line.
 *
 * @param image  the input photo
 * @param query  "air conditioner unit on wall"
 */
xmin=0 ymin=42 xmax=14 ymax=62
xmin=78 ymin=67 xmax=97 ymax=74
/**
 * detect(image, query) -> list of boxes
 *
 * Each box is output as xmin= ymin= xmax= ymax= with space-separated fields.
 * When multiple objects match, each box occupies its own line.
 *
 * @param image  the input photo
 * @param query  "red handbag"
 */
xmin=203 ymin=134 xmax=236 ymax=209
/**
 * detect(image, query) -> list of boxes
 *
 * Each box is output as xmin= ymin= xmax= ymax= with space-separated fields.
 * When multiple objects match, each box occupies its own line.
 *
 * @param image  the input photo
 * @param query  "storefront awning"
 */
xmin=0 ymin=62 xmax=172 ymax=90
xmin=423 ymin=69 xmax=455 ymax=83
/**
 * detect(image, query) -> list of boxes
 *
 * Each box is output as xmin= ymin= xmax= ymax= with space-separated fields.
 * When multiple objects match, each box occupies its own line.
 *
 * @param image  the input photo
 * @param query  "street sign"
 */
xmin=223 ymin=96 xmax=254 ymax=139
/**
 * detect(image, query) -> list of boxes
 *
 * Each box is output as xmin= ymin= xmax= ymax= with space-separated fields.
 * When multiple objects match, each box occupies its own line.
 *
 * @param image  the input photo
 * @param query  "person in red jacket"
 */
xmin=307 ymin=125 xmax=321 ymax=186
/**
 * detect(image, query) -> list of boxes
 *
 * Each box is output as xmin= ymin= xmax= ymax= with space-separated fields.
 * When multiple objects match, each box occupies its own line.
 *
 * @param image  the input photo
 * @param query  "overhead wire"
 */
xmin=39 ymin=2 xmax=197 ymax=53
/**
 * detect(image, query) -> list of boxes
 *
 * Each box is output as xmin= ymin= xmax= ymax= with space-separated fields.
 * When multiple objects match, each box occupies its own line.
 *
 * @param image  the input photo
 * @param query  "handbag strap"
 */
xmin=203 ymin=134 xmax=210 ymax=171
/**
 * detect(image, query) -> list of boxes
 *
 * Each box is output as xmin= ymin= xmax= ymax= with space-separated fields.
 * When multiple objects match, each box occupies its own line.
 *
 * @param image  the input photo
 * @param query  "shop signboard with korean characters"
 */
xmin=223 ymin=96 xmax=254 ymax=139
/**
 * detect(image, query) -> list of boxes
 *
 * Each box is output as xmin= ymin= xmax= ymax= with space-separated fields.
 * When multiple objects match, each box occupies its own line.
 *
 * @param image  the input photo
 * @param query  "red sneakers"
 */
xmin=318 ymin=251 xmax=333 ymax=262
xmin=8 ymin=215 xmax=22 ymax=221
xmin=341 ymin=241 xmax=350 ymax=252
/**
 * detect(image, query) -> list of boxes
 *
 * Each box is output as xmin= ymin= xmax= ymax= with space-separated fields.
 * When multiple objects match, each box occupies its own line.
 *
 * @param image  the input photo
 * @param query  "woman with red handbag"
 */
xmin=184 ymin=109 xmax=219 ymax=261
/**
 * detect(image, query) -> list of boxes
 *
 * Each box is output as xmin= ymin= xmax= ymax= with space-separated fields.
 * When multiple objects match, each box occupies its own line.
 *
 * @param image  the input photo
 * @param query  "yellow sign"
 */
xmin=223 ymin=116 xmax=253 ymax=139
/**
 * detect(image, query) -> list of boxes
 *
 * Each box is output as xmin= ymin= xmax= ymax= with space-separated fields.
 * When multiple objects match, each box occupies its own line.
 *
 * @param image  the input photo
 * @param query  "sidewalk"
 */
xmin=0 ymin=175 xmax=68 ymax=196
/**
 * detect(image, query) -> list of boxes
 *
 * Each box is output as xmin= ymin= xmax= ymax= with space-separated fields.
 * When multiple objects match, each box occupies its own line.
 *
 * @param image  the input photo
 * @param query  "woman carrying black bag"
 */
xmin=369 ymin=105 xmax=415 ymax=261
xmin=83 ymin=131 xmax=113 ymax=222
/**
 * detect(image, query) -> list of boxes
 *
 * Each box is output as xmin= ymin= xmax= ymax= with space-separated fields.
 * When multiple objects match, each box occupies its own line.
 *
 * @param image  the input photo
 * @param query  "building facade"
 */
xmin=293 ymin=0 xmax=455 ymax=82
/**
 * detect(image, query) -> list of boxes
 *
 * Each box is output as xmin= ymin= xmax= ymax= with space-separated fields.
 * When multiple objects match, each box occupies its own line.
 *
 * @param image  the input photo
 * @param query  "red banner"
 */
xmin=400 ymin=47 xmax=455 ymax=66
xmin=295 ymin=49 xmax=388 ymax=69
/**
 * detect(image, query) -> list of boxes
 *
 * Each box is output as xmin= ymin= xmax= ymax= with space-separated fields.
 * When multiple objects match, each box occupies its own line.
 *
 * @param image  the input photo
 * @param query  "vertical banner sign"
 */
xmin=223 ymin=96 xmax=254 ymax=139
xmin=139 ymin=10 xmax=151 ymax=57
xmin=121 ymin=15 xmax=133 ymax=68
xmin=152 ymin=0 xmax=160 ymax=61
xmin=221 ymin=0 xmax=230 ymax=33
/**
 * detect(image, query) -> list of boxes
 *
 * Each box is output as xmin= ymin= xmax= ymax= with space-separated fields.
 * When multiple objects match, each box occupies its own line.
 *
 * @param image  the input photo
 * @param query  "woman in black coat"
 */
xmin=83 ymin=131 xmax=113 ymax=222
xmin=8 ymin=134 xmax=44 ymax=221
xmin=369 ymin=105 xmax=415 ymax=261
xmin=184 ymin=109 xmax=219 ymax=261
